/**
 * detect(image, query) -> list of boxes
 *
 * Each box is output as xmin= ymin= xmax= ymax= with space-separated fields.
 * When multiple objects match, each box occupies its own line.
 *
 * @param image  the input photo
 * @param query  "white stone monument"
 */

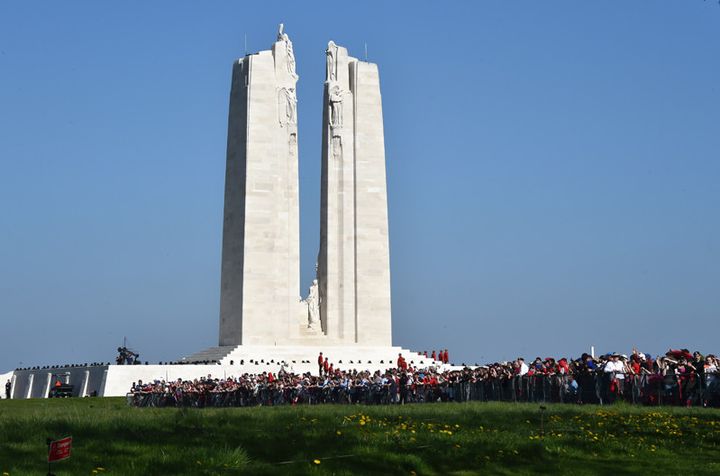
xmin=4 ymin=27 xmax=445 ymax=399
xmin=219 ymin=27 xmax=392 ymax=348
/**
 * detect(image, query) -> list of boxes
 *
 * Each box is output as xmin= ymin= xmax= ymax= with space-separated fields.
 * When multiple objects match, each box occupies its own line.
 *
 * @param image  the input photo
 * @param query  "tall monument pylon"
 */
xmin=318 ymin=41 xmax=393 ymax=346
xmin=219 ymin=25 xmax=302 ymax=346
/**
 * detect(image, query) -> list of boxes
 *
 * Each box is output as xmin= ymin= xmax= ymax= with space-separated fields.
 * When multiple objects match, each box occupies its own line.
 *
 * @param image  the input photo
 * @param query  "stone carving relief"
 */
xmin=277 ymin=23 xmax=298 ymax=80
xmin=289 ymin=132 xmax=297 ymax=157
xmin=278 ymin=87 xmax=297 ymax=127
xmin=332 ymin=135 xmax=342 ymax=162
xmin=326 ymin=40 xmax=338 ymax=82
xmin=329 ymin=85 xmax=343 ymax=129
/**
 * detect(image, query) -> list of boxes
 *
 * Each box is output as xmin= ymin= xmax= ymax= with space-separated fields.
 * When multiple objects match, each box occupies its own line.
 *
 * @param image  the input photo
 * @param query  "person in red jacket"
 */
xmin=558 ymin=358 xmax=570 ymax=374
xmin=443 ymin=349 xmax=449 ymax=364
xmin=431 ymin=350 xmax=437 ymax=361
xmin=323 ymin=357 xmax=330 ymax=375
xmin=318 ymin=352 xmax=324 ymax=376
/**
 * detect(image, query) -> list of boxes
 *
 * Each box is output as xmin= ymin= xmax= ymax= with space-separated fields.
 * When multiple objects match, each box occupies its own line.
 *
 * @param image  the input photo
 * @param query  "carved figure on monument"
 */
xmin=306 ymin=279 xmax=320 ymax=330
xmin=278 ymin=87 xmax=297 ymax=126
xmin=332 ymin=135 xmax=343 ymax=162
xmin=329 ymin=85 xmax=343 ymax=129
xmin=277 ymin=23 xmax=298 ymax=80
xmin=326 ymin=41 xmax=338 ymax=82
xmin=289 ymin=132 xmax=297 ymax=157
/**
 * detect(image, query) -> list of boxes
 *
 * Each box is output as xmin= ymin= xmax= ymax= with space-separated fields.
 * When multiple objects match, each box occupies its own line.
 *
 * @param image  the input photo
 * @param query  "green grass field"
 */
xmin=0 ymin=398 xmax=718 ymax=475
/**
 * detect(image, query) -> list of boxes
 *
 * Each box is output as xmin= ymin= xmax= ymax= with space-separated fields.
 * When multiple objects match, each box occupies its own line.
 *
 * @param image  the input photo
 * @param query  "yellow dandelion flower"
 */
xmin=336 ymin=430 xmax=342 ymax=436
xmin=359 ymin=420 xmax=366 ymax=426
xmin=313 ymin=459 xmax=321 ymax=465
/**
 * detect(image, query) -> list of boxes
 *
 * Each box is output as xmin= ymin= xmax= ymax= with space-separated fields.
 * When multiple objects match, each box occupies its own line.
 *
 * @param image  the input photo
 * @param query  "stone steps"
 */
xmin=181 ymin=345 xmax=448 ymax=375
xmin=181 ymin=346 xmax=236 ymax=363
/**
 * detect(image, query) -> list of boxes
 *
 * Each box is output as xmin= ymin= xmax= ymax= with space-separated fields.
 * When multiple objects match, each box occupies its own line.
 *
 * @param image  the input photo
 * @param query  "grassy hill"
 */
xmin=0 ymin=398 xmax=718 ymax=475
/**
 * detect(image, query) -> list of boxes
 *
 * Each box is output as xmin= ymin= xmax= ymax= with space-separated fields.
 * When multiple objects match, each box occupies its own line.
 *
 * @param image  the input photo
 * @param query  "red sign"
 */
xmin=48 ymin=436 xmax=72 ymax=462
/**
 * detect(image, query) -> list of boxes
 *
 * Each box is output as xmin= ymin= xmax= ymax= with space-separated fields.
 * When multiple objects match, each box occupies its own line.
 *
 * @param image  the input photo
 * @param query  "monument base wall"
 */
xmin=3 ymin=346 xmax=449 ymax=399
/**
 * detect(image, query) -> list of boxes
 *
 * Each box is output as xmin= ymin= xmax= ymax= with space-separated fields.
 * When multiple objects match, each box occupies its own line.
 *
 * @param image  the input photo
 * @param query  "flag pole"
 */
xmin=46 ymin=437 xmax=52 ymax=476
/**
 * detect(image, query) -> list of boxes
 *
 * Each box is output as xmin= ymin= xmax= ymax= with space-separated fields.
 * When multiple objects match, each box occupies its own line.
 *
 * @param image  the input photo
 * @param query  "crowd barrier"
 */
xmin=450 ymin=372 xmax=720 ymax=407
xmin=128 ymin=372 xmax=720 ymax=408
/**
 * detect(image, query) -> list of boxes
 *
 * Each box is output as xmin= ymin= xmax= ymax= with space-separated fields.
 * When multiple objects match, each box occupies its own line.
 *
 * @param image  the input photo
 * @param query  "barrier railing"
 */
xmin=127 ymin=372 xmax=720 ymax=408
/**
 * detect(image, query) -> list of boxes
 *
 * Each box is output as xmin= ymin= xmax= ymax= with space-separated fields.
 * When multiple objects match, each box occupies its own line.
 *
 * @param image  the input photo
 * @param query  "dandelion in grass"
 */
xmin=313 ymin=459 xmax=321 ymax=465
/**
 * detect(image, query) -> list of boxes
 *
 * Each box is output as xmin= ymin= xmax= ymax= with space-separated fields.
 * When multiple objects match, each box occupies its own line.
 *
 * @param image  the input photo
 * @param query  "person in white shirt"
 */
xmin=604 ymin=354 xmax=625 ymax=379
xmin=517 ymin=357 xmax=529 ymax=376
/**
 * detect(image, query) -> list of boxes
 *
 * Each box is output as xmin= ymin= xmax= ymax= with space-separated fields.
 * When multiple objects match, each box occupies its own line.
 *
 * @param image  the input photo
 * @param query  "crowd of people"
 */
xmin=128 ymin=347 xmax=720 ymax=408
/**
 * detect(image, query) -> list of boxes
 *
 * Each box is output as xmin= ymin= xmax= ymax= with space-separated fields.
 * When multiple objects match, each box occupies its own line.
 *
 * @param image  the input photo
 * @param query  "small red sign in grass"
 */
xmin=48 ymin=436 xmax=72 ymax=463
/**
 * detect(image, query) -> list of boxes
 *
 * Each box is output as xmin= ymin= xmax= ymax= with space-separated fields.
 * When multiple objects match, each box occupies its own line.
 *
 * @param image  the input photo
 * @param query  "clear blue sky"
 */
xmin=1 ymin=2 xmax=718 ymax=371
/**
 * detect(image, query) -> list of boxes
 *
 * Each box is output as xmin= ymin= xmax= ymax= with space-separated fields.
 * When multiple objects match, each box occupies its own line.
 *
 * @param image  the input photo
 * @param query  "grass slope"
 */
xmin=0 ymin=398 xmax=718 ymax=475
